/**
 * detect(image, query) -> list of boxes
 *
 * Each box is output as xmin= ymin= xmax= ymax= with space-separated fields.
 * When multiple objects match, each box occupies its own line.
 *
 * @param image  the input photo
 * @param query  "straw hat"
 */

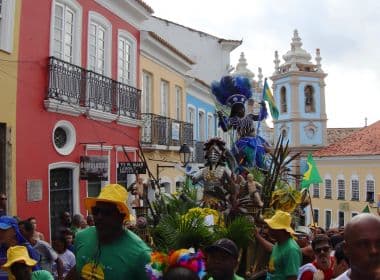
xmin=84 ymin=184 xmax=130 ymax=221
xmin=2 ymin=246 xmax=37 ymax=269
xmin=264 ymin=210 xmax=295 ymax=235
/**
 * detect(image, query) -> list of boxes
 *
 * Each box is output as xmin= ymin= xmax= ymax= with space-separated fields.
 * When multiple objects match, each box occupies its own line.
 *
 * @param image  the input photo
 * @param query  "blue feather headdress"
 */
xmin=211 ymin=75 xmax=253 ymax=107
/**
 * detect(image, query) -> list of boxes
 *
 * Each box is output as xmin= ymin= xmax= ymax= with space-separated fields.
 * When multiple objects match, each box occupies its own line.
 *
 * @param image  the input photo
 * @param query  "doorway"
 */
xmin=50 ymin=168 xmax=73 ymax=235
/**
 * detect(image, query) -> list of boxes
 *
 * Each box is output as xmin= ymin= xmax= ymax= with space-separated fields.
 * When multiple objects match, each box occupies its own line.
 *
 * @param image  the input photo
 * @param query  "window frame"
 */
xmin=160 ymin=79 xmax=169 ymax=117
xmin=366 ymin=177 xmax=375 ymax=202
xmin=325 ymin=209 xmax=332 ymax=230
xmin=198 ymin=109 xmax=206 ymax=141
xmin=142 ymin=70 xmax=152 ymax=114
xmin=0 ymin=0 xmax=15 ymax=53
xmin=207 ymin=113 xmax=214 ymax=139
xmin=50 ymin=0 xmax=82 ymax=65
xmin=313 ymin=208 xmax=319 ymax=225
xmin=87 ymin=11 xmax=112 ymax=77
xmin=337 ymin=178 xmax=345 ymax=200
xmin=174 ymin=85 xmax=182 ymax=120
xmin=312 ymin=183 xmax=320 ymax=198
xmin=117 ymin=29 xmax=137 ymax=87
xmin=324 ymin=178 xmax=332 ymax=199
xmin=350 ymin=176 xmax=360 ymax=201
xmin=337 ymin=210 xmax=345 ymax=228
xmin=188 ymin=105 xmax=196 ymax=139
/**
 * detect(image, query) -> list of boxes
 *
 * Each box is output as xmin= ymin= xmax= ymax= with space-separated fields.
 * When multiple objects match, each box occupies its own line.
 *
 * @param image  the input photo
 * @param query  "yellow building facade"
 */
xmin=140 ymin=31 xmax=194 ymax=194
xmin=310 ymin=121 xmax=380 ymax=228
xmin=0 ymin=0 xmax=21 ymax=214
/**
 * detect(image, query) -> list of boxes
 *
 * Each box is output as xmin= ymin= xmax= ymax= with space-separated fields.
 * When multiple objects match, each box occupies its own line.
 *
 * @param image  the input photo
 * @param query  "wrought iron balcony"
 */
xmin=141 ymin=113 xmax=193 ymax=148
xmin=47 ymin=56 xmax=140 ymax=119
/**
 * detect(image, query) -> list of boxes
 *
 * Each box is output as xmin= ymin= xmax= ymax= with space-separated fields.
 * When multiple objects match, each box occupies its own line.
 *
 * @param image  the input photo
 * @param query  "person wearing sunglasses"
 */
xmin=66 ymin=184 xmax=151 ymax=279
xmin=298 ymin=234 xmax=334 ymax=280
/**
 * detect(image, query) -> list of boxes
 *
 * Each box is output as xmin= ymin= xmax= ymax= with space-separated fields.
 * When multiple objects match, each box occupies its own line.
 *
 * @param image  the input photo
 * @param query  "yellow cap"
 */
xmin=84 ymin=184 xmax=130 ymax=221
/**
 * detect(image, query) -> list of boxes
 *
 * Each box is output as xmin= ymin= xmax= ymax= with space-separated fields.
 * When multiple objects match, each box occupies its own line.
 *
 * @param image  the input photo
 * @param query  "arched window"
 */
xmin=280 ymin=87 xmax=287 ymax=113
xmin=304 ymin=85 xmax=315 ymax=113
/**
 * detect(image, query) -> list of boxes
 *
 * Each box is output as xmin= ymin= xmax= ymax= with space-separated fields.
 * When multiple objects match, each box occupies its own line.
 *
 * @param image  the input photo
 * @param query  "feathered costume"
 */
xmin=212 ymin=75 xmax=269 ymax=171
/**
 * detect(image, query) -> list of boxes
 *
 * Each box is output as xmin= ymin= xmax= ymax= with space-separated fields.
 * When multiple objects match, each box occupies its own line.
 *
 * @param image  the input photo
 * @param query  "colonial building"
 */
xmin=0 ymin=0 xmax=20 ymax=215
xmin=142 ymin=16 xmax=241 ymax=164
xmin=140 ymin=30 xmax=194 ymax=193
xmin=16 ymin=0 xmax=153 ymax=238
xmin=311 ymin=121 xmax=380 ymax=228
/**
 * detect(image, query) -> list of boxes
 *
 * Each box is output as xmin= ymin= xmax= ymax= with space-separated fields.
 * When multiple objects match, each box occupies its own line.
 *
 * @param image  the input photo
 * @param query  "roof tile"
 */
xmin=315 ymin=121 xmax=380 ymax=157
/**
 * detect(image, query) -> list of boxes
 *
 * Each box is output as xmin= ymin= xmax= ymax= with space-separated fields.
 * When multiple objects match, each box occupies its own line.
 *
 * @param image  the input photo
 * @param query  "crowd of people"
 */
xmin=0 ymin=186 xmax=379 ymax=280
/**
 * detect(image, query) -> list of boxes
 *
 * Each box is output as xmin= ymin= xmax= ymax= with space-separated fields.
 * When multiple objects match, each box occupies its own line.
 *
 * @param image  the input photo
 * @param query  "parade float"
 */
xmin=128 ymin=75 xmax=309 ymax=279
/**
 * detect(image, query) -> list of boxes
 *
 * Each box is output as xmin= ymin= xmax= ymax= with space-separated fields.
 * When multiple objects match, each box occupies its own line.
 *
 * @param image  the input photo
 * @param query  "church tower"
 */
xmin=271 ymin=30 xmax=328 ymax=154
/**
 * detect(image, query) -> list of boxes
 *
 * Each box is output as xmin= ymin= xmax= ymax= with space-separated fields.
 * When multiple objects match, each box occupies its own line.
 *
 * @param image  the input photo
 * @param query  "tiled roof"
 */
xmin=327 ymin=127 xmax=361 ymax=145
xmin=135 ymin=0 xmax=154 ymax=13
xmin=315 ymin=121 xmax=380 ymax=157
xmin=147 ymin=31 xmax=195 ymax=65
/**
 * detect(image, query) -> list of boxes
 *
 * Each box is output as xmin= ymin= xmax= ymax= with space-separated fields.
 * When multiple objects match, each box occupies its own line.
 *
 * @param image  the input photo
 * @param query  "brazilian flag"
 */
xmin=362 ymin=205 xmax=370 ymax=213
xmin=301 ymin=153 xmax=322 ymax=189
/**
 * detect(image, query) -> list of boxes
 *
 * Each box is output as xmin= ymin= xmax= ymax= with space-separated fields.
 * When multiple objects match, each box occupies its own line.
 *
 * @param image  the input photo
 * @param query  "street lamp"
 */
xmin=179 ymin=143 xmax=191 ymax=166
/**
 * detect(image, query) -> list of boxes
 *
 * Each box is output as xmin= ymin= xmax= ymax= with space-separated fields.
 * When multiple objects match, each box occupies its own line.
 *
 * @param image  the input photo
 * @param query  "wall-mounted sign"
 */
xmin=80 ymin=156 xmax=108 ymax=180
xmin=172 ymin=122 xmax=180 ymax=141
xmin=118 ymin=162 xmax=146 ymax=176
xmin=27 ymin=180 xmax=43 ymax=202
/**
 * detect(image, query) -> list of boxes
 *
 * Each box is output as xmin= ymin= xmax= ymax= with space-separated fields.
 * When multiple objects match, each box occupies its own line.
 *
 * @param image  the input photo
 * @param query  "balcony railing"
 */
xmin=47 ymin=56 xmax=141 ymax=119
xmin=141 ymin=113 xmax=193 ymax=147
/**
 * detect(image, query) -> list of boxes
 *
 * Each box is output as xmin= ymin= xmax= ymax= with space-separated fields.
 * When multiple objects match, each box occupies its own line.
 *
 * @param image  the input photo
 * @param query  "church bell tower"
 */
xmin=271 ymin=30 xmax=328 ymax=154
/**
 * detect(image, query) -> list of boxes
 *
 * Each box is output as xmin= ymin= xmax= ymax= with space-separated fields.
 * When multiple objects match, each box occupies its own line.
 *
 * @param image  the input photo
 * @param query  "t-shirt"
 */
xmin=74 ymin=226 xmax=151 ymax=279
xmin=33 ymin=239 xmax=58 ymax=273
xmin=334 ymin=269 xmax=350 ymax=280
xmin=31 ymin=270 xmax=54 ymax=280
xmin=53 ymin=249 xmax=76 ymax=278
xmin=299 ymin=257 xmax=334 ymax=280
xmin=266 ymin=237 xmax=302 ymax=280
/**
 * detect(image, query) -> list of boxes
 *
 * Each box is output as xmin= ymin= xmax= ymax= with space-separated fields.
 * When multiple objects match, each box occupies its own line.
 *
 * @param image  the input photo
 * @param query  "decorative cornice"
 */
xmin=44 ymin=99 xmax=85 ymax=117
xmin=86 ymin=108 xmax=118 ymax=122
xmin=94 ymin=0 xmax=152 ymax=29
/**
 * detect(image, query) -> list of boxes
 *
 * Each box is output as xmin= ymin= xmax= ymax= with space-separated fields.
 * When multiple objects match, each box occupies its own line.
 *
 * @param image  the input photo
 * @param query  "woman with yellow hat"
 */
xmin=2 ymin=245 xmax=53 ymax=279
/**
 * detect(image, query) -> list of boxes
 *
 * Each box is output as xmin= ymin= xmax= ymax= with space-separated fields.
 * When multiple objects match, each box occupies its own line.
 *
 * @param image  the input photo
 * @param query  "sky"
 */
xmin=146 ymin=0 xmax=380 ymax=128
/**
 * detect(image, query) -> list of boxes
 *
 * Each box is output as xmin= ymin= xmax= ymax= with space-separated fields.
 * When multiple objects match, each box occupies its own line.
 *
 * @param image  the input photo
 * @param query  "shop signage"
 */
xmin=172 ymin=122 xmax=180 ymax=140
xmin=80 ymin=156 xmax=108 ymax=180
xmin=118 ymin=161 xmax=146 ymax=176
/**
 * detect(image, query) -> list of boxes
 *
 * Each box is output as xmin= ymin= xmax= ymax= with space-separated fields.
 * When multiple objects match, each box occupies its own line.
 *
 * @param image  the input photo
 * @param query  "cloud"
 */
xmin=147 ymin=0 xmax=380 ymax=127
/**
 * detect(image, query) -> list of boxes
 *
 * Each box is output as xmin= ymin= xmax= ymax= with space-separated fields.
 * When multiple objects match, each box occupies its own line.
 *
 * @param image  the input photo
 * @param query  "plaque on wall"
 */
xmin=27 ymin=180 xmax=43 ymax=202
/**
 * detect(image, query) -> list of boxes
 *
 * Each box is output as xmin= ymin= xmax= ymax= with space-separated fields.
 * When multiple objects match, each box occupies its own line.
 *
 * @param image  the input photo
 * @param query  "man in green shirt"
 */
xmin=204 ymin=238 xmax=244 ymax=280
xmin=71 ymin=184 xmax=151 ymax=279
xmin=255 ymin=210 xmax=301 ymax=280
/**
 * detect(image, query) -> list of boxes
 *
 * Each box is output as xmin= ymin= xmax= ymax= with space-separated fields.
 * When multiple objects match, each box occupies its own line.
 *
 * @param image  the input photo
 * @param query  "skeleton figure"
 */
xmin=191 ymin=138 xmax=236 ymax=207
